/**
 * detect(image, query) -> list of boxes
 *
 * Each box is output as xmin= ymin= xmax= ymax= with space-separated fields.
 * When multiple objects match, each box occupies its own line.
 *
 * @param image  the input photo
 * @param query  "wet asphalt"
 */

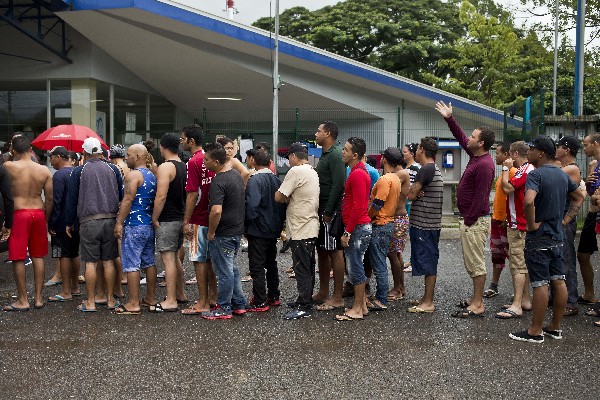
xmin=0 ymin=235 xmax=599 ymax=399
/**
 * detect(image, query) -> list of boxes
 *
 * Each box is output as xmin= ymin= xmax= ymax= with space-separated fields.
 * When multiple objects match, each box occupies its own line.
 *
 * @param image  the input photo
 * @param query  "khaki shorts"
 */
xmin=459 ymin=217 xmax=490 ymax=278
xmin=507 ymin=228 xmax=528 ymax=276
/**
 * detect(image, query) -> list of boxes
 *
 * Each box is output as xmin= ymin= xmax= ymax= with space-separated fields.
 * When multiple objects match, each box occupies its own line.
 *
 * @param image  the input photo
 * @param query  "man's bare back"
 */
xmin=4 ymin=156 xmax=52 ymax=212
xmin=394 ymin=167 xmax=410 ymax=216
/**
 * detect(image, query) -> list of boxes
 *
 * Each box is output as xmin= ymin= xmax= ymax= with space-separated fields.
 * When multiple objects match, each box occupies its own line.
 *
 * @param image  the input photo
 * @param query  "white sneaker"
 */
xmin=140 ymin=278 xmax=147 ymax=285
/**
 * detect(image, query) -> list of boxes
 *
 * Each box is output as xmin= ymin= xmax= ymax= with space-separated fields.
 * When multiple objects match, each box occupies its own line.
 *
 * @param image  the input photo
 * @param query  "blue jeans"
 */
xmin=208 ymin=236 xmax=246 ymax=313
xmin=369 ymin=223 xmax=393 ymax=304
xmin=344 ymin=224 xmax=372 ymax=285
xmin=524 ymin=235 xmax=565 ymax=288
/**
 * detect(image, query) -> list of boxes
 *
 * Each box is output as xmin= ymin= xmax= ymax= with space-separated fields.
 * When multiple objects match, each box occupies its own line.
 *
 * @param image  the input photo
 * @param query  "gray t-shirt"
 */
xmin=409 ymin=162 xmax=443 ymax=230
xmin=209 ymin=169 xmax=245 ymax=236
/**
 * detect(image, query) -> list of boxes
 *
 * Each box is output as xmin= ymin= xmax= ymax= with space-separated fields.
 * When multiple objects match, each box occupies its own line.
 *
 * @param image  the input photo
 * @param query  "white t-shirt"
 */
xmin=278 ymin=163 xmax=320 ymax=240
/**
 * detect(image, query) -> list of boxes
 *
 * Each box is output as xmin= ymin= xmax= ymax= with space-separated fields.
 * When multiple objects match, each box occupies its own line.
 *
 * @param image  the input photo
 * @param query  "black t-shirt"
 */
xmin=159 ymin=160 xmax=186 ymax=222
xmin=209 ymin=169 xmax=245 ymax=236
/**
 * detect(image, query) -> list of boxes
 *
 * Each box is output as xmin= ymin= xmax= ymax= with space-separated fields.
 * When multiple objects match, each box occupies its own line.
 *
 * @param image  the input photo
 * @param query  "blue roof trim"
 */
xmin=70 ymin=0 xmax=511 ymax=124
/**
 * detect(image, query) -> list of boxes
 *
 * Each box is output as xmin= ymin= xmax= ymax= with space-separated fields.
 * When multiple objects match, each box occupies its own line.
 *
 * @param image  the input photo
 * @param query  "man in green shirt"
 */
xmin=313 ymin=121 xmax=346 ymax=310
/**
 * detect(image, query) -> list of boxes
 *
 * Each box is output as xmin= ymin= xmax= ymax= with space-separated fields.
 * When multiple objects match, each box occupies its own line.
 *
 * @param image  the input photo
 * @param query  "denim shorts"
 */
xmin=344 ymin=223 xmax=372 ymax=285
xmin=189 ymin=225 xmax=210 ymax=263
xmin=410 ymin=226 xmax=440 ymax=277
xmin=524 ymin=235 xmax=565 ymax=288
xmin=122 ymin=225 xmax=155 ymax=272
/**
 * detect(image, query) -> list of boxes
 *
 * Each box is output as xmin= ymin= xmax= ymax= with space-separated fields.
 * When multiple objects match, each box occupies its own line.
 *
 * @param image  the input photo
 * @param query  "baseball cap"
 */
xmin=556 ymin=135 xmax=580 ymax=155
xmin=49 ymin=146 xmax=69 ymax=159
xmin=529 ymin=136 xmax=556 ymax=157
xmin=82 ymin=137 xmax=103 ymax=155
xmin=287 ymin=142 xmax=308 ymax=158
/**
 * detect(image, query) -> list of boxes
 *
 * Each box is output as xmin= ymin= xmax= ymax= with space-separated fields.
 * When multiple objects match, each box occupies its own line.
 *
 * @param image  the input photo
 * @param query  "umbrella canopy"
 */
xmin=31 ymin=124 xmax=109 ymax=152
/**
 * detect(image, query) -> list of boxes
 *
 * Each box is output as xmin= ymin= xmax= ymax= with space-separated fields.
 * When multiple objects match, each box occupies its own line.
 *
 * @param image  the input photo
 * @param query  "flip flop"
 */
xmin=577 ymin=296 xmax=597 ymax=305
xmin=72 ymin=292 xmax=82 ymax=297
xmin=594 ymin=320 xmax=600 ymax=327
xmin=44 ymin=280 xmax=62 ymax=287
xmin=149 ymin=303 xmax=178 ymax=313
xmin=141 ymin=299 xmax=157 ymax=308
xmin=181 ymin=307 xmax=206 ymax=315
xmin=407 ymin=306 xmax=434 ymax=313
xmin=387 ymin=293 xmax=404 ymax=302
xmin=78 ymin=303 xmax=97 ymax=312
xmin=451 ymin=309 xmax=484 ymax=318
xmin=3 ymin=304 xmax=30 ymax=312
xmin=456 ymin=300 xmax=470 ymax=308
xmin=501 ymin=304 xmax=532 ymax=312
xmin=315 ymin=303 xmax=339 ymax=311
xmin=408 ymin=299 xmax=421 ymax=307
xmin=114 ymin=304 xmax=141 ymax=315
xmin=334 ymin=313 xmax=363 ymax=321
xmin=366 ymin=300 xmax=388 ymax=311
xmin=95 ymin=300 xmax=108 ymax=305
xmin=495 ymin=309 xmax=523 ymax=319
xmin=585 ymin=307 xmax=600 ymax=317
xmin=49 ymin=294 xmax=73 ymax=302
xmin=483 ymin=288 xmax=499 ymax=298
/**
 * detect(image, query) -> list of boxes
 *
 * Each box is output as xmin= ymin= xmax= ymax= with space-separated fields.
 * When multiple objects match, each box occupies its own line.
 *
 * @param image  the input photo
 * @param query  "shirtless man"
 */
xmin=3 ymin=135 xmax=53 ymax=311
xmin=386 ymin=149 xmax=411 ymax=301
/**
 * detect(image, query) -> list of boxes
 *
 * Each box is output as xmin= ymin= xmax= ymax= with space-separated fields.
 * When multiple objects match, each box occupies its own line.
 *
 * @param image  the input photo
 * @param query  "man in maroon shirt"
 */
xmin=180 ymin=125 xmax=217 ymax=315
xmin=435 ymin=101 xmax=495 ymax=318
xmin=335 ymin=137 xmax=372 ymax=321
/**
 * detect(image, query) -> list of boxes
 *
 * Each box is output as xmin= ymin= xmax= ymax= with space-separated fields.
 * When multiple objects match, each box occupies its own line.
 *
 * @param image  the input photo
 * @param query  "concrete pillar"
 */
xmin=71 ymin=79 xmax=96 ymax=129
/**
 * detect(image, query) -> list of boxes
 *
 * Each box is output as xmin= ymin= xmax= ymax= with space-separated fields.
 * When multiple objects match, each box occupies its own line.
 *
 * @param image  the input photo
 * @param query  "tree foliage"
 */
xmin=253 ymin=0 xmax=599 ymax=113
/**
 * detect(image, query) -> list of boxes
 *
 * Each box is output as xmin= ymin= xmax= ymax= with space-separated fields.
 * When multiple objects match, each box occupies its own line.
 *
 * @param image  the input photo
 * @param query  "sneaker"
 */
xmin=202 ymin=306 xmax=232 ymax=320
xmin=185 ymin=277 xmax=197 ymax=285
xmin=247 ymin=302 xmax=270 ymax=312
xmin=241 ymin=273 xmax=252 ymax=283
xmin=232 ymin=308 xmax=247 ymax=315
xmin=509 ymin=330 xmax=544 ymax=344
xmin=140 ymin=278 xmax=147 ymax=285
xmin=542 ymin=327 xmax=563 ymax=340
xmin=241 ymin=238 xmax=248 ymax=252
xmin=157 ymin=271 xmax=166 ymax=279
xmin=24 ymin=257 xmax=32 ymax=266
xmin=283 ymin=308 xmax=313 ymax=320
xmin=4 ymin=258 xmax=12 ymax=264
xmin=267 ymin=298 xmax=281 ymax=307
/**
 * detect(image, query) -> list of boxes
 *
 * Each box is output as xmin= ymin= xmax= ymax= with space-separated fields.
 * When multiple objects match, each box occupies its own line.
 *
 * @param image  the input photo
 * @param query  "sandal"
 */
xmin=456 ymin=300 xmax=470 ymax=308
xmin=451 ymin=309 xmax=484 ymax=318
xmin=149 ymin=303 xmax=178 ymax=313
xmin=115 ymin=304 xmax=141 ymax=315
xmin=483 ymin=288 xmax=499 ymax=298
xmin=315 ymin=303 xmax=339 ymax=311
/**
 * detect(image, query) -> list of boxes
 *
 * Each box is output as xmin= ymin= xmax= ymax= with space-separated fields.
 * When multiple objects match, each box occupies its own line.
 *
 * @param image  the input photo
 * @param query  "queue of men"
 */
xmin=1 ymin=102 xmax=599 ymax=343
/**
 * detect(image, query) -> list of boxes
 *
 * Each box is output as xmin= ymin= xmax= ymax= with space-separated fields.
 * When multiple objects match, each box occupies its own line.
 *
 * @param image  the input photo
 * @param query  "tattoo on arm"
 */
xmin=565 ymin=203 xmax=581 ymax=220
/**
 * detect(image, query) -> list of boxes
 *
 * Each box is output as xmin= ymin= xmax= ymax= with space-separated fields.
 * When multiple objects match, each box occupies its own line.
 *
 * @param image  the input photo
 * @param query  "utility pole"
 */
xmin=272 ymin=0 xmax=280 ymax=174
xmin=574 ymin=0 xmax=586 ymax=115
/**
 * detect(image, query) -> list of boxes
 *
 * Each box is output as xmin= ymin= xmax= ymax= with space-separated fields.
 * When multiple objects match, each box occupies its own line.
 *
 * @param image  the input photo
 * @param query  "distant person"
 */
xmin=335 ymin=137 xmax=371 ymax=321
xmin=401 ymin=143 xmax=420 ymax=272
xmin=255 ymin=142 xmax=277 ymax=174
xmin=366 ymin=147 xmax=402 ymax=311
xmin=151 ymin=133 xmax=188 ymax=312
xmin=484 ymin=142 xmax=514 ymax=299
xmin=202 ymin=143 xmax=247 ymax=319
xmin=114 ymin=144 xmax=157 ymax=315
xmin=217 ymin=137 xmax=250 ymax=184
xmin=406 ymin=138 xmax=444 ymax=313
xmin=180 ymin=125 xmax=217 ymax=315
xmin=276 ymin=143 xmax=320 ymax=320
xmin=109 ymin=143 xmax=130 ymax=292
xmin=509 ymin=136 xmax=583 ymax=343
xmin=496 ymin=141 xmax=533 ymax=319
xmin=3 ymin=135 xmax=52 ymax=311
xmin=555 ymin=136 xmax=582 ymax=316
xmin=577 ymin=133 xmax=600 ymax=305
xmin=244 ymin=149 xmax=286 ymax=311
xmin=435 ymin=101 xmax=495 ymax=319
xmin=47 ymin=146 xmax=80 ymax=303
xmin=65 ymin=137 xmax=123 ymax=312
xmin=313 ymin=121 xmax=346 ymax=310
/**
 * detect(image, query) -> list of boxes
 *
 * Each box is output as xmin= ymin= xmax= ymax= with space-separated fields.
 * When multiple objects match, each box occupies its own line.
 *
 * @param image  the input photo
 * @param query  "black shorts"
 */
xmin=577 ymin=211 xmax=598 ymax=254
xmin=51 ymin=231 xmax=80 ymax=259
xmin=317 ymin=214 xmax=343 ymax=251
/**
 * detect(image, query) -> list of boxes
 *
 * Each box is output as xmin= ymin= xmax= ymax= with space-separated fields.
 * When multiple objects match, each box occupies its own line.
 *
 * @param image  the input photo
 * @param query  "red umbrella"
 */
xmin=31 ymin=124 xmax=109 ymax=152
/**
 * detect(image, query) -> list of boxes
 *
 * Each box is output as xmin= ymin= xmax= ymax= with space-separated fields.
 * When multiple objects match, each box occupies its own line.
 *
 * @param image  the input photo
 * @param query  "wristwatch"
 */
xmin=343 ymin=231 xmax=351 ymax=237
xmin=502 ymin=166 xmax=509 ymax=172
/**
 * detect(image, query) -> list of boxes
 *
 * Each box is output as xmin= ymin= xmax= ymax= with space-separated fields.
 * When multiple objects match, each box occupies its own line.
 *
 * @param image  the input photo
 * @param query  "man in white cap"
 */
xmin=65 ymin=137 xmax=124 ymax=312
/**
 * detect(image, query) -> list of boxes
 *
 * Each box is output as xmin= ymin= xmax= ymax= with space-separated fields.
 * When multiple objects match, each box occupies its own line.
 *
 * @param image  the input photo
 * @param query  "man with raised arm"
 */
xmin=435 ymin=101 xmax=495 ymax=319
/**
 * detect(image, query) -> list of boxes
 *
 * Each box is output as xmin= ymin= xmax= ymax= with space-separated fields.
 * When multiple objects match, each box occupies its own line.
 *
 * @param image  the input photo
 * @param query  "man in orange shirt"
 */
xmin=366 ymin=148 xmax=402 ymax=311
xmin=484 ymin=142 xmax=515 ymax=298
